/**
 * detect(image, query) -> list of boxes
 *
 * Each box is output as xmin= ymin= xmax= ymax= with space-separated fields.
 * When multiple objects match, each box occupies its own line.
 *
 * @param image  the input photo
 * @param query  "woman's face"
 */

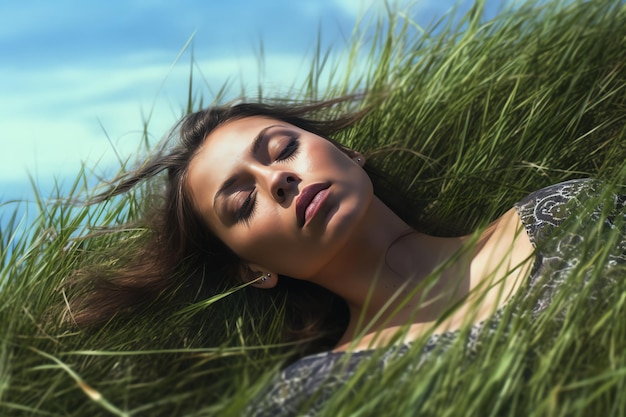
xmin=187 ymin=116 xmax=373 ymax=280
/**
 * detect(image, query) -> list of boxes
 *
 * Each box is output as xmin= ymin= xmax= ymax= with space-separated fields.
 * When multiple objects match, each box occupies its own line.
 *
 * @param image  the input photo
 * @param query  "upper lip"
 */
xmin=296 ymin=182 xmax=330 ymax=227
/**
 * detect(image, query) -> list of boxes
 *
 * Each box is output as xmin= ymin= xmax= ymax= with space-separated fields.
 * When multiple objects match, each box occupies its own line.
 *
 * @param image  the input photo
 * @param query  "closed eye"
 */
xmin=276 ymin=136 xmax=299 ymax=161
xmin=236 ymin=189 xmax=257 ymax=224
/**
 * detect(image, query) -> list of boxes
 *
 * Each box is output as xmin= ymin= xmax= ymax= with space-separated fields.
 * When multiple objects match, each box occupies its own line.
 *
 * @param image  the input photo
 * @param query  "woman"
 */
xmin=71 ymin=98 xmax=626 ymax=416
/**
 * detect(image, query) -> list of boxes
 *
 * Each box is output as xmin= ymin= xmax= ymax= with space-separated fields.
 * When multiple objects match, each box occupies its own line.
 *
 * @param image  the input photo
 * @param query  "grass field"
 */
xmin=2 ymin=0 xmax=626 ymax=415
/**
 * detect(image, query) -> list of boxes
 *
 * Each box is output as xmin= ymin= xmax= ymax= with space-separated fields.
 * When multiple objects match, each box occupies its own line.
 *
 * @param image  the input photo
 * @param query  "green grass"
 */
xmin=2 ymin=0 xmax=626 ymax=415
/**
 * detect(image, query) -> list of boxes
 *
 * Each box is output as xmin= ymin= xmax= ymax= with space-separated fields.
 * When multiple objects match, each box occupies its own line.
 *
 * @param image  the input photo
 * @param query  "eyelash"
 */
xmin=236 ymin=136 xmax=300 ymax=224
xmin=236 ymin=190 xmax=257 ymax=225
xmin=276 ymin=136 xmax=299 ymax=161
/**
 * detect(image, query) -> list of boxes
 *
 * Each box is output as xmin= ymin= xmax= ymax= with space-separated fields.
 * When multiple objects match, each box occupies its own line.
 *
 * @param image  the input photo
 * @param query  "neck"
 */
xmin=311 ymin=196 xmax=471 ymax=342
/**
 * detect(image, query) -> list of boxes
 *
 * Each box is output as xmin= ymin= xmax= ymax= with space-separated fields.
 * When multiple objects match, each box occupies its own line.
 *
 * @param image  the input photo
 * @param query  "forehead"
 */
xmin=204 ymin=115 xmax=278 ymax=147
xmin=190 ymin=116 xmax=283 ymax=170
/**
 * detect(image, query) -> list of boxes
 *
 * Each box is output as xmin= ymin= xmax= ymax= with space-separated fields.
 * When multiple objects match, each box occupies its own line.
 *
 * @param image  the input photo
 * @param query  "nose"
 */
xmin=269 ymin=170 xmax=299 ymax=204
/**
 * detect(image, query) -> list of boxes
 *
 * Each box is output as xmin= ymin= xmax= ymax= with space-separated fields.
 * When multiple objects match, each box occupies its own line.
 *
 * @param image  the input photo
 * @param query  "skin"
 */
xmin=187 ymin=116 xmax=535 ymax=351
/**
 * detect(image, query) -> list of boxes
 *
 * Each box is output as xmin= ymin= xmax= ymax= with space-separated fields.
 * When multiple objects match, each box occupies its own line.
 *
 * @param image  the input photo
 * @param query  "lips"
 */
xmin=296 ymin=183 xmax=330 ymax=227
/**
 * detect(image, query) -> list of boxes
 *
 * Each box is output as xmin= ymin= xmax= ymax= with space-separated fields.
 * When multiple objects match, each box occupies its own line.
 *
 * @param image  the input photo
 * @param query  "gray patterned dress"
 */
xmin=249 ymin=179 xmax=626 ymax=416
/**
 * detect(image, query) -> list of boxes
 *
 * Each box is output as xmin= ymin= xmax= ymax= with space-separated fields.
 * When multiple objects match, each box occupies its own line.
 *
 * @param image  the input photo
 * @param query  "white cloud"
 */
xmin=0 ymin=49 xmax=360 ymax=195
xmin=0 ymin=0 xmax=386 ymax=202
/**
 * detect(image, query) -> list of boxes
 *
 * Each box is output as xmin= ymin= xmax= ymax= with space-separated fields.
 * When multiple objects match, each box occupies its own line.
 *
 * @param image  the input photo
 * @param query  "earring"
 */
xmin=356 ymin=158 xmax=362 ymax=163
xmin=260 ymin=273 xmax=270 ymax=283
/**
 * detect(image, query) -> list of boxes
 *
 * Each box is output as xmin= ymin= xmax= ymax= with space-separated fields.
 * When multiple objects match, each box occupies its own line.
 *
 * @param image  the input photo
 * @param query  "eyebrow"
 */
xmin=213 ymin=124 xmax=283 ymax=211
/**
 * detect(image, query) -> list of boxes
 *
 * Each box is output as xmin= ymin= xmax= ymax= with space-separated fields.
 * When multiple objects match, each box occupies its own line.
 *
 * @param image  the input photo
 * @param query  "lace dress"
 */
xmin=249 ymin=179 xmax=626 ymax=416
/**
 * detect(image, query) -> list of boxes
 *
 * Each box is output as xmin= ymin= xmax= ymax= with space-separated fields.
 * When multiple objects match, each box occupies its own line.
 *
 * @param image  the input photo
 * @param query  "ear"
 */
xmin=239 ymin=263 xmax=278 ymax=289
xmin=352 ymin=151 xmax=365 ymax=167
xmin=338 ymin=145 xmax=365 ymax=167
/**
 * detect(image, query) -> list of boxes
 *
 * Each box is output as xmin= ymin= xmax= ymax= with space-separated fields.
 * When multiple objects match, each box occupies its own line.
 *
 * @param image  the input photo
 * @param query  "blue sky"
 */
xmin=0 ymin=0 xmax=502 ymax=210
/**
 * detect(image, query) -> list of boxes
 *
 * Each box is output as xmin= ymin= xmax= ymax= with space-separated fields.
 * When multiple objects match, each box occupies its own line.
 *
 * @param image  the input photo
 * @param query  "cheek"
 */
xmin=220 ymin=210 xmax=297 ymax=267
xmin=305 ymin=143 xmax=353 ymax=171
xmin=225 ymin=220 xmax=326 ymax=278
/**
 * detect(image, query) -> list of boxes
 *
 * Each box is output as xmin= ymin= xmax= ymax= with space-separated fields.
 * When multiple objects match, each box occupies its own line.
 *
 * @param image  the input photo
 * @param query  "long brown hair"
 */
xmin=69 ymin=97 xmax=373 ymax=354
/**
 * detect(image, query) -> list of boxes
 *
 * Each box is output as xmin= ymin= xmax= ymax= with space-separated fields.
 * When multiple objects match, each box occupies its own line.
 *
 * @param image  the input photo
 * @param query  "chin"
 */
xmin=323 ymin=197 xmax=369 ymax=243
